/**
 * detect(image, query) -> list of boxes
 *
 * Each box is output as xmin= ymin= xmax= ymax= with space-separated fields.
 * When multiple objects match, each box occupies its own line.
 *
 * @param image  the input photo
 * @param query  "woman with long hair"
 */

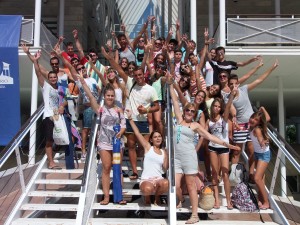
xmin=126 ymin=110 xmax=169 ymax=205
xmin=168 ymin=73 xmax=240 ymax=224
xmin=77 ymin=73 xmax=127 ymax=205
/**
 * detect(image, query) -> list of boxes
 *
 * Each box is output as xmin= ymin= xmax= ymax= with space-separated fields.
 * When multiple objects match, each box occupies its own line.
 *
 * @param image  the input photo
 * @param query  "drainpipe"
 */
xmin=29 ymin=0 xmax=42 ymax=165
xmin=58 ymin=0 xmax=65 ymax=43
xmin=209 ymin=0 xmax=214 ymax=40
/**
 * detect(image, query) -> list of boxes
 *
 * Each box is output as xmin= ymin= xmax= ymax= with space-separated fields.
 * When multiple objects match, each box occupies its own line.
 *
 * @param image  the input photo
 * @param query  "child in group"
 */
xmin=249 ymin=106 xmax=271 ymax=210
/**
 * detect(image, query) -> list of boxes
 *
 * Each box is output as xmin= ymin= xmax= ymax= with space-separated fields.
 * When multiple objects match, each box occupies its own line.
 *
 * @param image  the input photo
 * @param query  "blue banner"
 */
xmin=0 ymin=15 xmax=22 ymax=145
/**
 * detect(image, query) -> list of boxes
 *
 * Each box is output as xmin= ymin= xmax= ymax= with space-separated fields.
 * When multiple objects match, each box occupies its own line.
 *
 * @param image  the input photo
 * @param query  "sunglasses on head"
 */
xmin=77 ymin=66 xmax=85 ymax=71
xmin=185 ymin=108 xmax=195 ymax=114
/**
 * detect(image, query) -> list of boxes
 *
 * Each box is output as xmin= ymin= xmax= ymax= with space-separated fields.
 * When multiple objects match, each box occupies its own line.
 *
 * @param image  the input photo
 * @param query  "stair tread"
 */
xmin=41 ymin=168 xmax=84 ymax=173
xmin=35 ymin=179 xmax=82 ymax=185
xmin=92 ymin=202 xmax=273 ymax=213
xmin=12 ymin=218 xmax=76 ymax=225
xmin=28 ymin=191 xmax=80 ymax=197
xmin=21 ymin=203 xmax=78 ymax=211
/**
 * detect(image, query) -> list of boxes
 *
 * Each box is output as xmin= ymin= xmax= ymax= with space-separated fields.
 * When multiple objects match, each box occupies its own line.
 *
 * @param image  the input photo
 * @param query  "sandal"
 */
xmin=129 ymin=172 xmax=139 ymax=180
xmin=100 ymin=196 xmax=109 ymax=205
xmin=185 ymin=214 xmax=199 ymax=224
xmin=118 ymin=200 xmax=127 ymax=205
xmin=176 ymin=198 xmax=185 ymax=208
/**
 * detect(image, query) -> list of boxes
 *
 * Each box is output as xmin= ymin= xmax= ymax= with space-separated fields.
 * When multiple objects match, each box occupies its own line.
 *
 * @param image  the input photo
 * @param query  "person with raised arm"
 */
xmin=126 ymin=109 xmax=169 ymax=206
xmin=77 ymin=69 xmax=127 ymax=205
xmin=226 ymin=59 xmax=279 ymax=183
xmin=167 ymin=72 xmax=240 ymax=224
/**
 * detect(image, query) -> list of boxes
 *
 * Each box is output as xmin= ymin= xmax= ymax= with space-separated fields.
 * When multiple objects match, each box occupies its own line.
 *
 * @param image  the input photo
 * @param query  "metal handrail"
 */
xmin=0 ymin=104 xmax=44 ymax=169
xmin=227 ymin=14 xmax=300 ymax=18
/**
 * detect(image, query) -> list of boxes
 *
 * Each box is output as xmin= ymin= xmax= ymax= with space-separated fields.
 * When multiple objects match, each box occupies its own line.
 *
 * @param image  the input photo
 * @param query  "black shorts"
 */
xmin=208 ymin=146 xmax=230 ymax=155
xmin=43 ymin=117 xmax=54 ymax=142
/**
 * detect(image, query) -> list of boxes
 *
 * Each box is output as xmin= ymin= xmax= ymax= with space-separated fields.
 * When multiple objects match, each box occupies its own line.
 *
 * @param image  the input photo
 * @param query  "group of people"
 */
xmin=23 ymin=15 xmax=278 ymax=224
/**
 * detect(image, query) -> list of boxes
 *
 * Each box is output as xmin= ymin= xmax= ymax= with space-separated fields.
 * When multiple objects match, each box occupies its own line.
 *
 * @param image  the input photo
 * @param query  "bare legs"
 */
xmin=81 ymin=127 xmax=90 ymax=155
xmin=99 ymin=150 xmax=112 ymax=204
xmin=254 ymin=160 xmax=270 ymax=209
xmin=140 ymin=179 xmax=169 ymax=205
xmin=45 ymin=140 xmax=55 ymax=168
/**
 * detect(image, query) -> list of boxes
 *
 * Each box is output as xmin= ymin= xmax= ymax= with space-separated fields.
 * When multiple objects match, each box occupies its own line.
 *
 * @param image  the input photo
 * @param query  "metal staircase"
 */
xmin=1 ymin=87 xmax=300 ymax=224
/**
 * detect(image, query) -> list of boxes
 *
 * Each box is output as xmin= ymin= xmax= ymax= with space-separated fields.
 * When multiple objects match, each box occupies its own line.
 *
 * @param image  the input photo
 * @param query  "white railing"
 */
xmin=227 ymin=15 xmax=300 ymax=45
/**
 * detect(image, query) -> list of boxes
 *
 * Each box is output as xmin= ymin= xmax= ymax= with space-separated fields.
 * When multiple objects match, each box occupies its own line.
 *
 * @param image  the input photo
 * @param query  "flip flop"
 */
xmin=100 ymin=199 xmax=109 ymax=205
xmin=259 ymin=206 xmax=269 ymax=210
xmin=48 ymin=165 xmax=62 ymax=170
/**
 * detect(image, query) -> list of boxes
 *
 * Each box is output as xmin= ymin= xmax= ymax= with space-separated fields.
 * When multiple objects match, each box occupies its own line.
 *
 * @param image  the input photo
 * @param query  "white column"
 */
xmin=278 ymin=76 xmax=286 ymax=197
xmin=58 ymin=0 xmax=65 ymax=39
xmin=190 ymin=0 xmax=197 ymax=53
xmin=219 ymin=0 xmax=226 ymax=46
xmin=29 ymin=0 xmax=42 ymax=165
xmin=208 ymin=0 xmax=214 ymax=38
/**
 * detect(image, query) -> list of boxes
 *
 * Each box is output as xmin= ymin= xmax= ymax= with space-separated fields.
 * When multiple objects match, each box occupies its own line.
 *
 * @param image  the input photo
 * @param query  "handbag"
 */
xmin=199 ymin=185 xmax=215 ymax=210
xmin=229 ymin=163 xmax=248 ymax=185
xmin=53 ymin=114 xmax=70 ymax=145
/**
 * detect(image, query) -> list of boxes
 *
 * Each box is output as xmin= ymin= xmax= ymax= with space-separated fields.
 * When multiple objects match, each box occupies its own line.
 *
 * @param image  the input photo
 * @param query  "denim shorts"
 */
xmin=254 ymin=151 xmax=271 ymax=163
xmin=83 ymin=107 xmax=94 ymax=128
xmin=126 ymin=119 xmax=150 ymax=134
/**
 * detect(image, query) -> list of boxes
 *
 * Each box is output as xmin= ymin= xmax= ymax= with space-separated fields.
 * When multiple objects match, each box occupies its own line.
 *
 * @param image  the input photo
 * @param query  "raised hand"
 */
xmin=111 ymin=30 xmax=116 ymax=38
xmin=204 ymin=27 xmax=209 ymax=40
xmin=72 ymin=29 xmax=78 ymax=39
xmin=21 ymin=43 xmax=30 ymax=54
xmin=58 ymin=36 xmax=64 ymax=43
xmin=126 ymin=109 xmax=133 ymax=119
xmin=273 ymin=59 xmax=279 ymax=68
xmin=121 ymin=23 xmax=126 ymax=32
xmin=33 ymin=50 xmax=41 ymax=61
xmin=169 ymin=27 xmax=173 ymax=36
xmin=176 ymin=20 xmax=180 ymax=31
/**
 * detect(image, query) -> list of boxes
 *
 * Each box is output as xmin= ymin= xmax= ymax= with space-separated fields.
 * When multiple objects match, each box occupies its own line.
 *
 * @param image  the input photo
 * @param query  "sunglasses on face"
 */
xmin=219 ymin=74 xmax=227 ymax=78
xmin=180 ymin=65 xmax=189 ymax=73
xmin=185 ymin=108 xmax=195 ymax=114
xmin=77 ymin=66 xmax=85 ymax=71
xmin=51 ymin=62 xmax=59 ymax=66
xmin=139 ymin=40 xmax=145 ymax=42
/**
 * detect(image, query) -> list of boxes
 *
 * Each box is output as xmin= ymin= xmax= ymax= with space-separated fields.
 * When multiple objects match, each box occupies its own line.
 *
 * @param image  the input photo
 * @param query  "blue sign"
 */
xmin=0 ymin=15 xmax=22 ymax=145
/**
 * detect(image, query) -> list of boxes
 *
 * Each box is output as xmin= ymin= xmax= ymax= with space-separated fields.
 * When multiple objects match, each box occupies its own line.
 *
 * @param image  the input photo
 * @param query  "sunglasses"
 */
xmin=77 ymin=66 xmax=85 ymax=71
xmin=139 ymin=40 xmax=145 ymax=42
xmin=185 ymin=109 xmax=195 ymax=114
xmin=180 ymin=65 xmax=189 ymax=73
xmin=219 ymin=74 xmax=227 ymax=78
xmin=51 ymin=62 xmax=59 ymax=66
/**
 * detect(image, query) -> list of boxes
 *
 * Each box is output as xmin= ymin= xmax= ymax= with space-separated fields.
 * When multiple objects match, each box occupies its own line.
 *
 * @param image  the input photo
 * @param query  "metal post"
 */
xmin=58 ymin=0 xmax=65 ymax=41
xmin=219 ymin=0 xmax=226 ymax=46
xmin=190 ymin=0 xmax=197 ymax=53
xmin=15 ymin=147 xmax=26 ymax=193
xmin=29 ymin=0 xmax=42 ymax=165
xmin=209 ymin=0 xmax=214 ymax=38
xmin=278 ymin=76 xmax=286 ymax=197
xmin=166 ymin=85 xmax=176 ymax=225
xmin=168 ymin=0 xmax=172 ymax=30
xmin=162 ymin=0 xmax=165 ymax=37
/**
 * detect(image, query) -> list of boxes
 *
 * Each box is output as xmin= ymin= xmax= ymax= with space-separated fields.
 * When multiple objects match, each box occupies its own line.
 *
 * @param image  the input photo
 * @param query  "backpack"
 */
xmin=231 ymin=182 xmax=258 ymax=212
xmin=229 ymin=163 xmax=248 ymax=185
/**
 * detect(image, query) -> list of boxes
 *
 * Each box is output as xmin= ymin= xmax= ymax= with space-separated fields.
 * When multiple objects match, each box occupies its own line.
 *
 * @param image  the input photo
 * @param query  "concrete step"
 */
xmin=12 ymin=218 xmax=76 ymax=225
xmin=20 ymin=203 xmax=78 ymax=211
xmin=35 ymin=179 xmax=82 ymax=185
xmin=28 ymin=191 xmax=80 ymax=198
xmin=41 ymin=168 xmax=84 ymax=174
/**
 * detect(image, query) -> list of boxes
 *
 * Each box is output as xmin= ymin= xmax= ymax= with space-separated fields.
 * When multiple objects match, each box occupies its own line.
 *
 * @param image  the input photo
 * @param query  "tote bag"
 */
xmin=53 ymin=115 xmax=70 ymax=145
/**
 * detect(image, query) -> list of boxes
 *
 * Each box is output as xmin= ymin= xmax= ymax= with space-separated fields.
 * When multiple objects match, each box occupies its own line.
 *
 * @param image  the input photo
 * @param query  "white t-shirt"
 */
xmin=41 ymin=82 xmax=59 ymax=119
xmin=125 ymin=82 xmax=158 ymax=121
xmin=204 ymin=61 xmax=214 ymax=87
